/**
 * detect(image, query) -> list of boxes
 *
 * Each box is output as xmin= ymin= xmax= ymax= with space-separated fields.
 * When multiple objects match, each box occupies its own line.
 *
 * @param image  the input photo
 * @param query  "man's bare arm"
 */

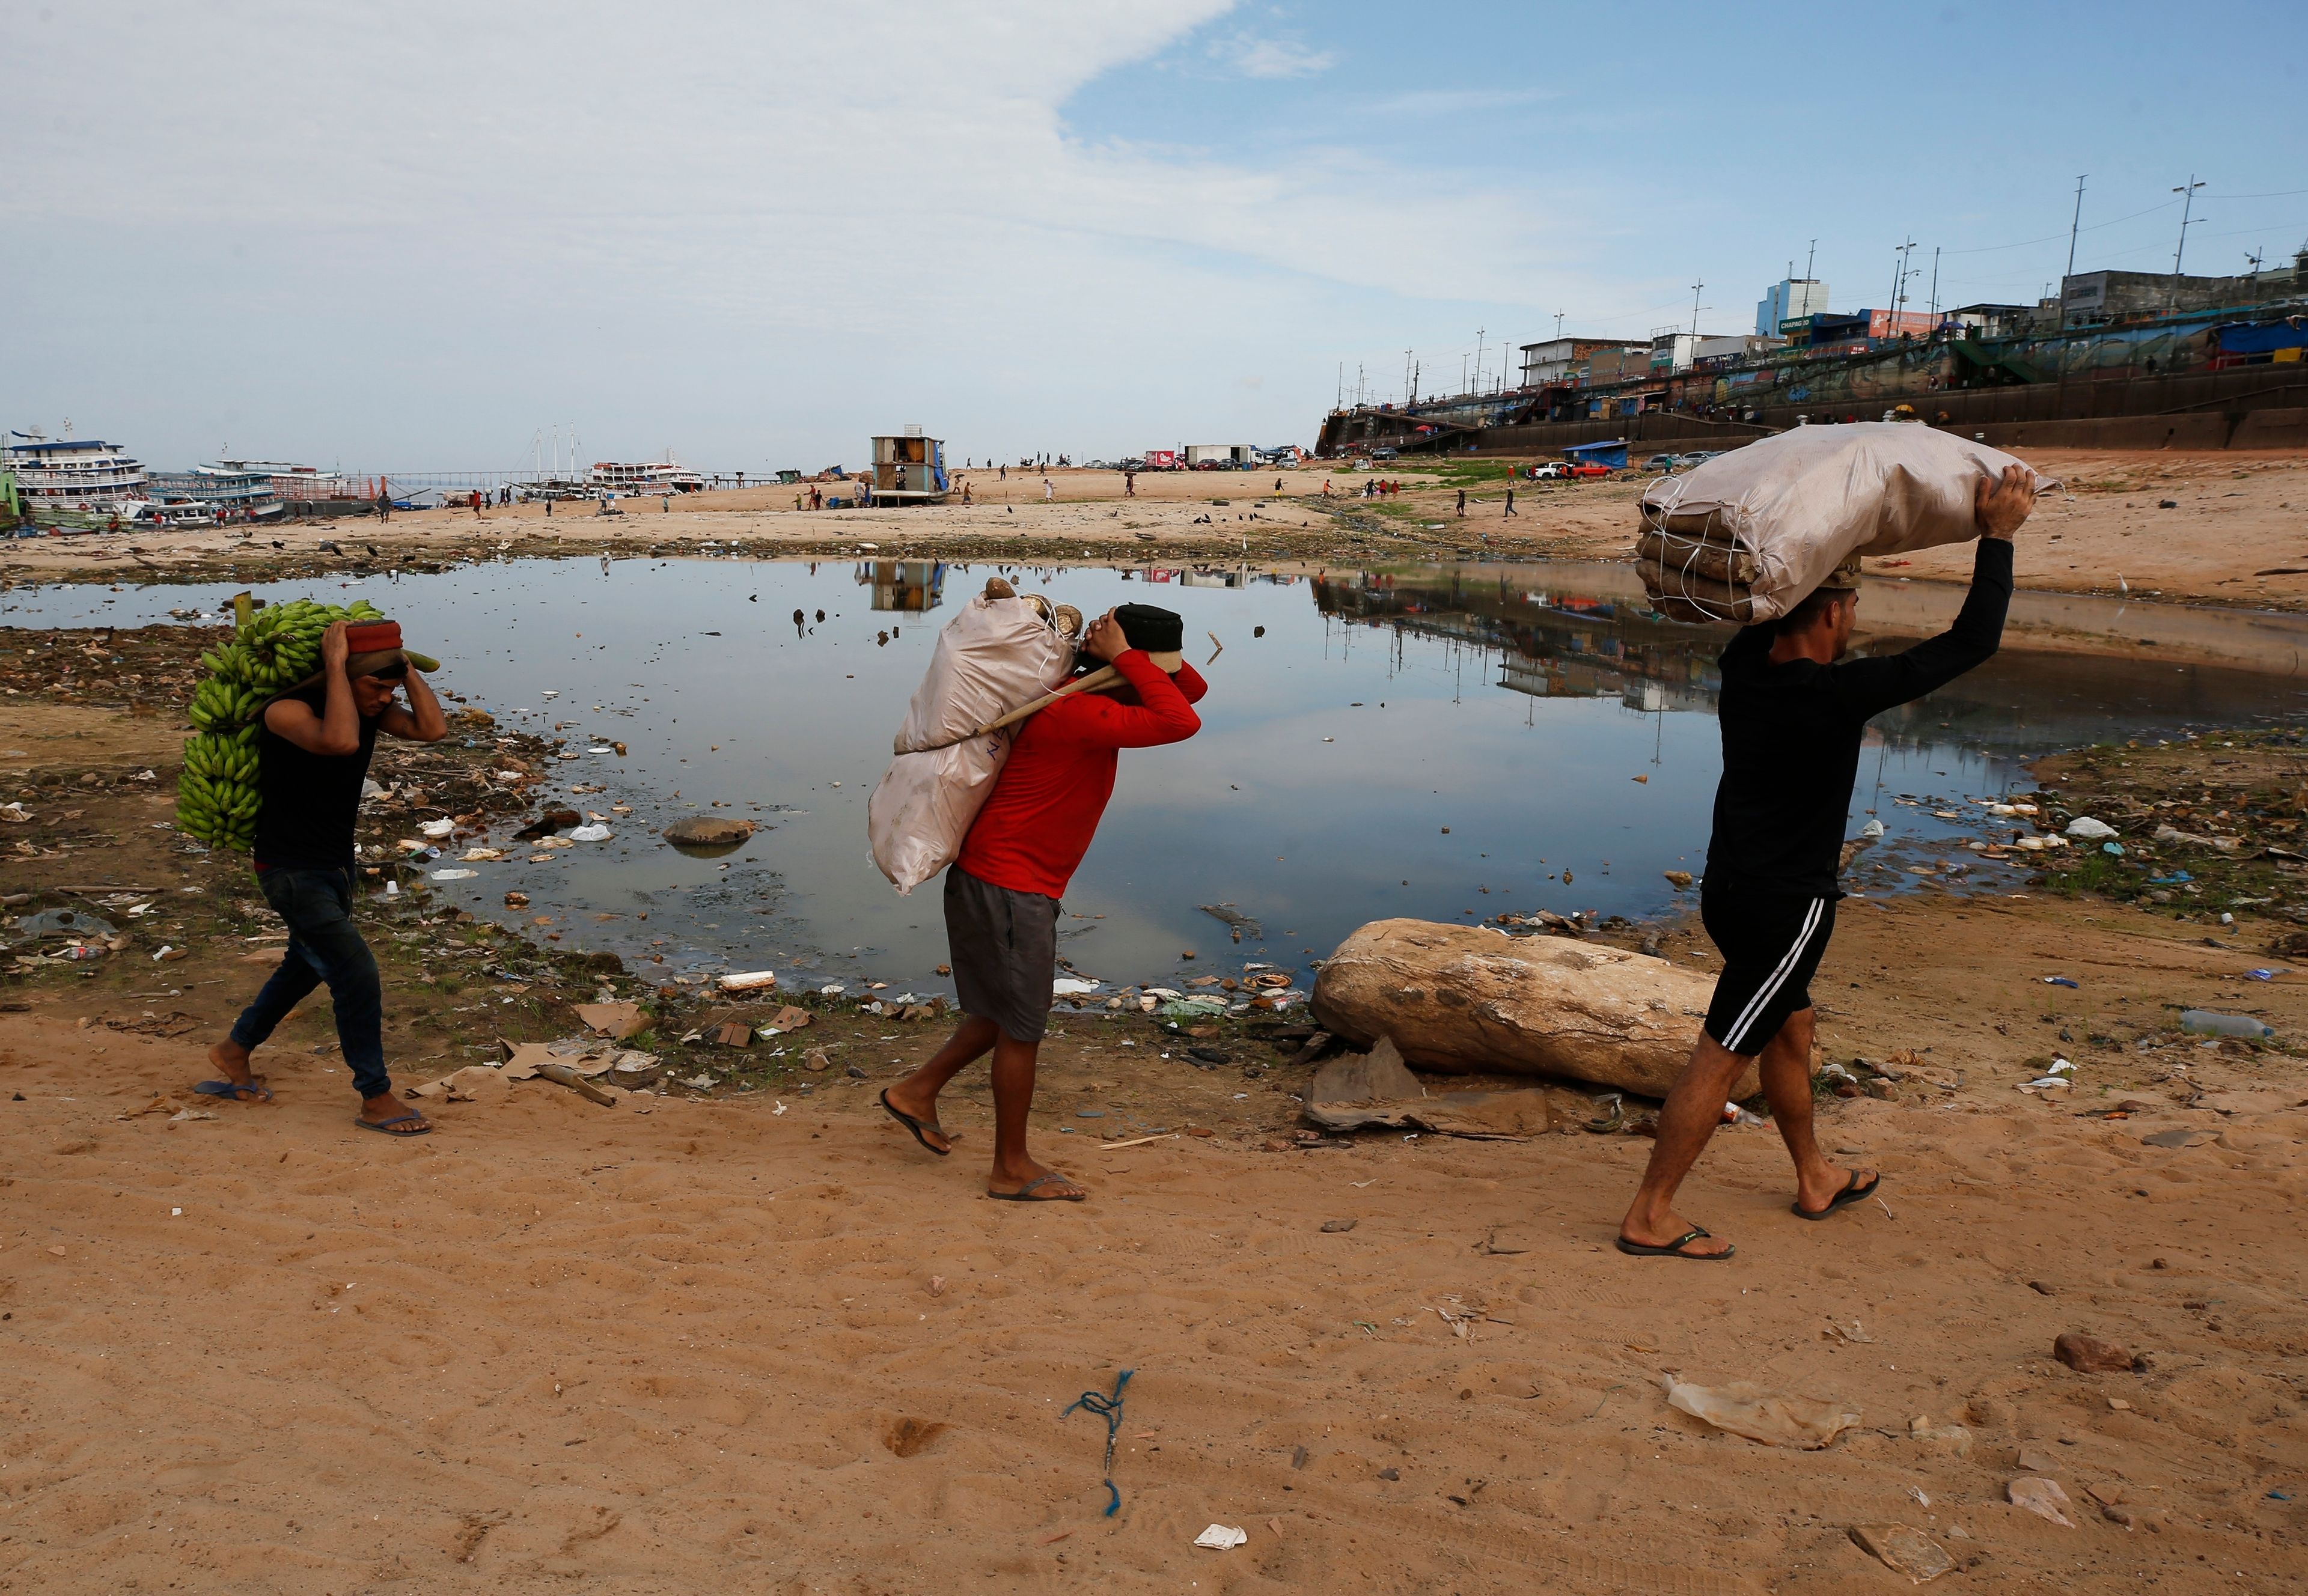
xmin=378 ymin=663 xmax=448 ymax=744
xmin=261 ymin=621 xmax=361 ymax=755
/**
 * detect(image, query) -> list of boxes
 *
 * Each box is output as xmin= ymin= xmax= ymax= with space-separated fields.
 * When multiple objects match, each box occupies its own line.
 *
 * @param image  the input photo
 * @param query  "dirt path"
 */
xmin=4 ymin=879 xmax=2304 ymax=1593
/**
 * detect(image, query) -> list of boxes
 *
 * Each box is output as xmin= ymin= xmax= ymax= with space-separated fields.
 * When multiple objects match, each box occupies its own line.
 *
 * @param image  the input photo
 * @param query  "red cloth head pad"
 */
xmin=343 ymin=620 xmax=401 ymax=654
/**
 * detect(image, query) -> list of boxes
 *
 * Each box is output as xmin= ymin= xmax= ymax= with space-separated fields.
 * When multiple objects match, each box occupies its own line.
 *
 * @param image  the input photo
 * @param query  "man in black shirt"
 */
xmin=200 ymin=619 xmax=448 ymax=1134
xmin=1617 ymin=464 xmax=2036 ymax=1259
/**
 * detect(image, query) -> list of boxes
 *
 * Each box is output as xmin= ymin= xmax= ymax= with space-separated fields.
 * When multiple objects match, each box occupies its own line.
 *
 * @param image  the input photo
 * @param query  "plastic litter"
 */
xmin=1859 ymin=818 xmax=1885 ymax=840
xmin=2179 ymin=1010 xmax=2273 ymax=1040
xmin=1051 ymin=976 xmax=1102 ymax=996
xmin=719 ymin=970 xmax=780 ymax=993
xmin=429 ymin=868 xmax=477 ymax=881
xmin=1662 ymin=1373 xmax=1860 ymax=1449
xmin=419 ymin=818 xmax=455 ymax=838
xmin=1193 ymin=1525 xmax=1248 ymax=1550
xmin=2041 ymin=975 xmax=2079 ymax=988
xmin=2245 ymin=968 xmax=2283 ymax=981
xmin=569 ymin=823 xmax=612 ymax=842
xmin=16 ymin=909 xmax=117 ymax=939
xmin=2146 ymin=871 xmax=2193 ymax=885
xmin=2065 ymin=817 xmax=2117 ymax=839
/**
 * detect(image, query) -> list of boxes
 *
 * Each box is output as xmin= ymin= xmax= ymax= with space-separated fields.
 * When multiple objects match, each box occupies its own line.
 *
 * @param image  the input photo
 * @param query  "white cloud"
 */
xmin=1 ymin=1 xmax=1617 ymax=467
xmin=1214 ymin=32 xmax=1336 ymax=79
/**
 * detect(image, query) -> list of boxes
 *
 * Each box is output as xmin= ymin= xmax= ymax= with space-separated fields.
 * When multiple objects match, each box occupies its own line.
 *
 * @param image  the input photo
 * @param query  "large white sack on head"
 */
xmin=867 ymin=594 xmax=1074 ymax=894
xmin=1638 ymin=423 xmax=2056 ymax=623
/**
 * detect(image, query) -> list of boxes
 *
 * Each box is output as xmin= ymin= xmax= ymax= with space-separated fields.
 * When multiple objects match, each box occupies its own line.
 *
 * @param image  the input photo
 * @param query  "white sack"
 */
xmin=866 ymin=594 xmax=1075 ymax=894
xmin=1638 ymin=422 xmax=2057 ymax=623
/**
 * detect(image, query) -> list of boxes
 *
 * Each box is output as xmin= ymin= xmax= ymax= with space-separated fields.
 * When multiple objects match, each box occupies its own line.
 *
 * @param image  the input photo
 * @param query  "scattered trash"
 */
xmin=1859 ymin=818 xmax=1885 ymax=839
xmin=1063 ymin=1368 xmax=1135 ymax=1517
xmin=569 ymin=823 xmax=612 ymax=842
xmin=1192 ymin=1525 xmax=1248 ymax=1551
xmin=718 ymin=970 xmax=779 ymax=993
xmin=2179 ymin=1010 xmax=2271 ymax=1040
xmin=2064 ymin=817 xmax=2117 ymax=839
xmin=1052 ymin=976 xmax=1102 ymax=996
xmin=429 ymin=868 xmax=477 ymax=881
xmin=2007 ymin=1477 xmax=2075 ymax=1527
xmin=419 ymin=818 xmax=456 ymax=838
xmin=1662 ymin=1374 xmax=1860 ymax=1449
xmin=460 ymin=847 xmax=504 ymax=861
xmin=574 ymin=1002 xmax=646 ymax=1040
xmin=2244 ymin=968 xmax=2283 ymax=981
xmin=2041 ymin=975 xmax=2079 ymax=988
xmin=799 ymin=1047 xmax=831 ymax=1072
xmin=17 ymin=909 xmax=117 ymax=940
xmin=168 ymin=1108 xmax=218 ymax=1124
xmin=1849 ymin=1524 xmax=1953 ymax=1582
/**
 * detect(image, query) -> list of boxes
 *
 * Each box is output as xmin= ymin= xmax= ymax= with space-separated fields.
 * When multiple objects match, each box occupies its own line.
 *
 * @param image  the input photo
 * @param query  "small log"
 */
xmin=1310 ymin=919 xmax=1757 ymax=1100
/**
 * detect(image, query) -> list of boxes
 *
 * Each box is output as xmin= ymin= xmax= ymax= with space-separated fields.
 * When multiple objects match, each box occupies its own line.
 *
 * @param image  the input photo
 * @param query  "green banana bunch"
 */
xmin=176 ymin=598 xmax=384 ymax=849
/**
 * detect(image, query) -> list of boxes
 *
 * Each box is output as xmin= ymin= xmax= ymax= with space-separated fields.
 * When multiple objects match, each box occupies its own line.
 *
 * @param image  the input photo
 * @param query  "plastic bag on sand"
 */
xmin=1638 ymin=424 xmax=2058 ymax=624
xmin=867 ymin=590 xmax=1075 ymax=894
xmin=1662 ymin=1373 xmax=1860 ymax=1449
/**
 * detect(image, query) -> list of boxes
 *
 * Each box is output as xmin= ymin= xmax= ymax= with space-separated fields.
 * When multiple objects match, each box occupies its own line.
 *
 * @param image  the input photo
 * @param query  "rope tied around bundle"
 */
xmin=1062 ymin=1368 xmax=1136 ymax=1517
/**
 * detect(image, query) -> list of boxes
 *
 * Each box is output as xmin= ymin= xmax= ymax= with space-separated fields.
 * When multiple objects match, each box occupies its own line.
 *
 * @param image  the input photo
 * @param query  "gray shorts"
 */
xmin=944 ymin=864 xmax=1058 ymax=1043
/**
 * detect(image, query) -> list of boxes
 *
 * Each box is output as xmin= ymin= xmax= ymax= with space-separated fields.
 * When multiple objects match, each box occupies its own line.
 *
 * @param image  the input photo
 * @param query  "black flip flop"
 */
xmin=988 ymin=1171 xmax=1087 ymax=1203
xmin=1614 ymin=1226 xmax=1734 ymax=1260
xmin=1792 ymin=1170 xmax=1880 ymax=1221
xmin=878 ymin=1089 xmax=953 ymax=1156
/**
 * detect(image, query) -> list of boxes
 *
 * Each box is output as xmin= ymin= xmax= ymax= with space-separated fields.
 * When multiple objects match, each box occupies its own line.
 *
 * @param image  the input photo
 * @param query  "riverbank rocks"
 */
xmin=663 ymin=816 xmax=757 ymax=856
xmin=2054 ymin=1332 xmax=2136 ymax=1373
xmin=1311 ymin=919 xmax=1753 ymax=1099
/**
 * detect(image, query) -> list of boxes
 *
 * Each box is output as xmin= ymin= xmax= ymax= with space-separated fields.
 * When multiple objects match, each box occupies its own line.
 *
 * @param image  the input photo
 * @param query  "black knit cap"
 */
xmin=1113 ymin=603 xmax=1184 ymax=654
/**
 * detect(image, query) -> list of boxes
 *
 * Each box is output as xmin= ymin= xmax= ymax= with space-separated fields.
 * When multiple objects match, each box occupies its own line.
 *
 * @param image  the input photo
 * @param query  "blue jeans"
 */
xmin=230 ymin=866 xmax=388 ymax=1099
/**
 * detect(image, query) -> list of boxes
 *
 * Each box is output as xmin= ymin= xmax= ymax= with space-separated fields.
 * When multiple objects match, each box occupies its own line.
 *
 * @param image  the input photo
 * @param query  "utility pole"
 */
xmin=1553 ymin=309 xmax=1565 ymax=341
xmin=1927 ymin=245 xmax=1940 ymax=323
xmin=1888 ymin=238 xmax=1916 ymax=330
xmin=1688 ymin=281 xmax=1705 ymax=337
xmin=1803 ymin=238 xmax=1817 ymax=285
xmin=1336 ymin=362 xmax=1343 ymax=410
xmin=2057 ymin=174 xmax=2087 ymax=330
xmin=1404 ymin=347 xmax=1413 ymax=407
xmin=1474 ymin=328 xmax=1486 ymax=394
xmin=2169 ymin=175 xmax=2207 ymax=313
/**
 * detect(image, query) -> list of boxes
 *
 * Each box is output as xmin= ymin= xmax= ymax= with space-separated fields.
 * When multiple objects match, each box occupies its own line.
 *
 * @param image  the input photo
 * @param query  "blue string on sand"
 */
xmin=1063 ymin=1368 xmax=1136 ymax=1517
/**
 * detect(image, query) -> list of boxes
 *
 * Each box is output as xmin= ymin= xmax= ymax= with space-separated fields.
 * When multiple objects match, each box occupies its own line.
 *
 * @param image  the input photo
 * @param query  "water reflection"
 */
xmin=5 ymin=557 xmax=2301 ymax=993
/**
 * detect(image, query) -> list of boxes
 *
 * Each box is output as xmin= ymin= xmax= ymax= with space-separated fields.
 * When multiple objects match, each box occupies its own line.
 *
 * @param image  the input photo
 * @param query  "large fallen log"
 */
xmin=1311 ymin=918 xmax=1755 ymax=1100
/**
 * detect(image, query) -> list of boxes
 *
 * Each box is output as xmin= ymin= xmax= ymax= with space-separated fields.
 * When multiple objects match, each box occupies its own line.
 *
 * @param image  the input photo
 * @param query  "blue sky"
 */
xmin=4 ymin=1 xmax=2303 ymax=472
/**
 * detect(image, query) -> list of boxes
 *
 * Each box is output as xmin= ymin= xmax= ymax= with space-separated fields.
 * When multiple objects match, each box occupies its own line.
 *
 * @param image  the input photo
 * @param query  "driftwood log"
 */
xmin=1311 ymin=919 xmax=1756 ymax=1100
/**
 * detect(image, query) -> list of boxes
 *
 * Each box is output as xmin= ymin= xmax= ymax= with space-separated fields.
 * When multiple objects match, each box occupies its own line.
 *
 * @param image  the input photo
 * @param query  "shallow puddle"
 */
xmin=9 ymin=557 xmax=2305 ymax=994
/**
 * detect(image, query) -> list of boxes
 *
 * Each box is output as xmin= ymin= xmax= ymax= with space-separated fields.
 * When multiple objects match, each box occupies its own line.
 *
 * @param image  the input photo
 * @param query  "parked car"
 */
xmin=1530 ymin=462 xmax=1572 ymax=480
xmin=1642 ymin=453 xmax=1679 ymax=472
xmin=1562 ymin=461 xmax=1612 ymax=478
xmin=1371 ymin=446 xmax=1399 ymax=460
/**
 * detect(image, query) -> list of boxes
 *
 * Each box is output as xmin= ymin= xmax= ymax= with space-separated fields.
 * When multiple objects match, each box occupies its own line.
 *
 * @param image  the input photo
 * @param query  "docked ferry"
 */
xmin=588 ymin=456 xmax=706 ymax=495
xmin=3 ymin=431 xmax=151 ymax=524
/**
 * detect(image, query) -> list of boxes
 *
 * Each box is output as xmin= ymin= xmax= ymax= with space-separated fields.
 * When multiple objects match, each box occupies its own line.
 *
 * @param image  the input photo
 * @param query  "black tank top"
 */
xmin=252 ymin=683 xmax=382 ymax=870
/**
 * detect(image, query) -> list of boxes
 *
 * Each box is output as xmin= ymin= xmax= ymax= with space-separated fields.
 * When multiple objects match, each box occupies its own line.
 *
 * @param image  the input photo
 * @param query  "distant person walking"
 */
xmin=1503 ymin=487 xmax=1518 ymax=518
xmin=999 ymin=464 xmax=1007 ymax=482
xmin=374 ymin=487 xmax=391 ymax=522
xmin=1614 ymin=465 xmax=2036 ymax=1261
xmin=1456 ymin=487 xmax=1467 ymax=517
xmin=1042 ymin=477 xmax=1054 ymax=502
xmin=470 ymin=489 xmax=483 ymax=519
xmin=1124 ymin=471 xmax=1136 ymax=498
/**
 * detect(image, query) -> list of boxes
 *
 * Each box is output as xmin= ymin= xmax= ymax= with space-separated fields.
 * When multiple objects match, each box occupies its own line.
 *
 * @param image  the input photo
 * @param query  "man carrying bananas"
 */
xmin=200 ymin=618 xmax=448 ymax=1135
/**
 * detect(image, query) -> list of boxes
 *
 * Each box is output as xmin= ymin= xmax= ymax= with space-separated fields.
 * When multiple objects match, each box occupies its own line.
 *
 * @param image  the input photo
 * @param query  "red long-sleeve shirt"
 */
xmin=955 ymin=650 xmax=1206 ymax=898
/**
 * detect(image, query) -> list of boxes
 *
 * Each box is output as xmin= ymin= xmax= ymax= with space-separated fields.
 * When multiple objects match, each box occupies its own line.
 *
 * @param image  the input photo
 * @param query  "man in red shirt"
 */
xmin=881 ymin=604 xmax=1206 ymax=1201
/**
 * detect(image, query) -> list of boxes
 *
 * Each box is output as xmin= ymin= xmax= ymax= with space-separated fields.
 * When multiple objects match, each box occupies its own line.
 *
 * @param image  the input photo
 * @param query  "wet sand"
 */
xmin=11 ymin=449 xmax=2308 ymax=611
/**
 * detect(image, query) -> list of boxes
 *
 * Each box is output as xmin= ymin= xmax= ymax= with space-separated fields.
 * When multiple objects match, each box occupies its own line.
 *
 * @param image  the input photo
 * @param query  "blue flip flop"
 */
xmin=356 ymin=1112 xmax=432 ymax=1137
xmin=195 ymin=1079 xmax=273 ymax=1103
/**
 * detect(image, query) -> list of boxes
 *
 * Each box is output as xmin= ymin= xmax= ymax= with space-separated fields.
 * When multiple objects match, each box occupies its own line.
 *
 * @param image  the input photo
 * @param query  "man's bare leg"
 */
xmin=1618 ymin=1034 xmax=1748 ymax=1255
xmin=881 ymin=1016 xmax=1000 ymax=1154
xmin=987 ymin=1033 xmax=1082 ymax=1199
xmin=1757 ymin=1008 xmax=1875 ymax=1213
xmin=205 ymin=1038 xmax=268 ymax=1098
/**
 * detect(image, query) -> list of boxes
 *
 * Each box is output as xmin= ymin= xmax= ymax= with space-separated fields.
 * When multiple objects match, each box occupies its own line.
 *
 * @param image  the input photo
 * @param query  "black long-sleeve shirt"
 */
xmin=1706 ymin=538 xmax=2013 ymax=898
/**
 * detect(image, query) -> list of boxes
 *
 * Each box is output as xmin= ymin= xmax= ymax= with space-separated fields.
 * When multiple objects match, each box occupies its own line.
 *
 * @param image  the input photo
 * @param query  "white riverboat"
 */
xmin=4 ymin=431 xmax=152 ymax=525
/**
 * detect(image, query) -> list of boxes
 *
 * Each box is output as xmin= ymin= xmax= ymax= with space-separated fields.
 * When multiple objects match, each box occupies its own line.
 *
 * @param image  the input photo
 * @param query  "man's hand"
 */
xmin=320 ymin=619 xmax=350 ymax=671
xmin=1974 ymin=463 xmax=2035 ymax=541
xmin=1082 ymin=611 xmax=1129 ymax=665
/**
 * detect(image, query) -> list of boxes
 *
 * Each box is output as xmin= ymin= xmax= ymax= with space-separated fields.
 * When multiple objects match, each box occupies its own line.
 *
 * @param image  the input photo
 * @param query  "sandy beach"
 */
xmin=11 ymin=448 xmax=2308 ymax=611
xmin=4 ymin=874 xmax=2304 ymax=1592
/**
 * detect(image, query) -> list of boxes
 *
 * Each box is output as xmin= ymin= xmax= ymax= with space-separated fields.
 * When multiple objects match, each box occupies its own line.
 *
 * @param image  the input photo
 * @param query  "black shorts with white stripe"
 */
xmin=1698 ymin=877 xmax=1838 ymax=1057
